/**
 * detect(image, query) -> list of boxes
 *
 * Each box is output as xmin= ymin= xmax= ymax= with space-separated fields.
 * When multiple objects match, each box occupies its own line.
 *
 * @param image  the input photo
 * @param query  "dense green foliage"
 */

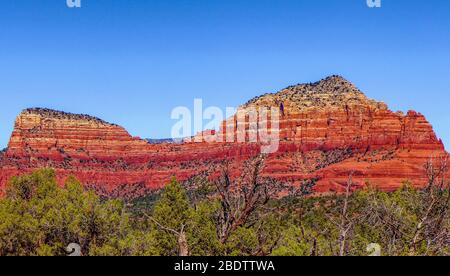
xmin=0 ymin=169 xmax=448 ymax=256
xmin=0 ymin=169 xmax=127 ymax=256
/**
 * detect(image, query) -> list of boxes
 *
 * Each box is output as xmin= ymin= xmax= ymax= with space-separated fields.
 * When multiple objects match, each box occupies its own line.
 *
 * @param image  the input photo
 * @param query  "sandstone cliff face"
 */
xmin=7 ymin=108 xmax=150 ymax=158
xmin=0 ymin=76 xmax=447 ymax=197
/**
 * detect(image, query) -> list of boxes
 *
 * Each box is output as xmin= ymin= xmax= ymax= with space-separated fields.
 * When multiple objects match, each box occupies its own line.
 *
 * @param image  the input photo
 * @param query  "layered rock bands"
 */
xmin=0 ymin=76 xmax=447 ymax=198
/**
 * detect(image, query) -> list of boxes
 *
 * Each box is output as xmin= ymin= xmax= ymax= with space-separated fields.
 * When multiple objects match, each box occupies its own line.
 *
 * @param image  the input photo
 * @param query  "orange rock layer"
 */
xmin=0 ymin=76 xmax=447 ymax=197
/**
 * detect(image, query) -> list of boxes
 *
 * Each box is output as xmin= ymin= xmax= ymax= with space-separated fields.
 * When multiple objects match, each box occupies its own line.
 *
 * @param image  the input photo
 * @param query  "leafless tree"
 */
xmin=326 ymin=174 xmax=361 ymax=256
xmin=338 ymin=176 xmax=354 ymax=256
xmin=213 ymin=155 xmax=283 ymax=244
xmin=410 ymin=155 xmax=449 ymax=254
xmin=364 ymin=155 xmax=449 ymax=256
xmin=145 ymin=215 xmax=189 ymax=256
xmin=364 ymin=192 xmax=407 ymax=255
xmin=424 ymin=155 xmax=448 ymax=190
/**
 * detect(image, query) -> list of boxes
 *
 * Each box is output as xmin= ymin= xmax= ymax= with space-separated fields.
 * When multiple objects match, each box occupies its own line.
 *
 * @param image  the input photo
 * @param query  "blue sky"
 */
xmin=0 ymin=0 xmax=449 ymax=149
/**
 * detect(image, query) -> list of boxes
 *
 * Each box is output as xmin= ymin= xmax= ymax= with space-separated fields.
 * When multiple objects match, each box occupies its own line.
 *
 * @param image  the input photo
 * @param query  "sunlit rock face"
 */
xmin=0 ymin=76 xmax=447 ymax=198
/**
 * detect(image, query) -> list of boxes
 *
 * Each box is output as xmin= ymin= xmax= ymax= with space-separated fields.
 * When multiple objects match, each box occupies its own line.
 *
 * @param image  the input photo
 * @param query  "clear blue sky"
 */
xmin=0 ymin=0 xmax=449 ymax=149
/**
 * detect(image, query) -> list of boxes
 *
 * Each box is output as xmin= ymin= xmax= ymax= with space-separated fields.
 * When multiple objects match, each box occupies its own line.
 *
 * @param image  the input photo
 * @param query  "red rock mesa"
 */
xmin=0 ymin=76 xmax=447 ymax=198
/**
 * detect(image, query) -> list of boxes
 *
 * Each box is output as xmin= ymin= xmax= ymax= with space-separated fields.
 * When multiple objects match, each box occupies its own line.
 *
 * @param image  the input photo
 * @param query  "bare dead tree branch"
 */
xmin=145 ymin=214 xmax=189 ymax=256
xmin=212 ymin=155 xmax=290 ymax=245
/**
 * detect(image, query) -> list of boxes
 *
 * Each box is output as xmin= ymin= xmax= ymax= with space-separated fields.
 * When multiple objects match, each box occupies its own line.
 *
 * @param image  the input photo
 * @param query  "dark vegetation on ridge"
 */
xmin=22 ymin=108 xmax=118 ymax=126
xmin=244 ymin=75 xmax=360 ymax=103
xmin=242 ymin=75 xmax=384 ymax=111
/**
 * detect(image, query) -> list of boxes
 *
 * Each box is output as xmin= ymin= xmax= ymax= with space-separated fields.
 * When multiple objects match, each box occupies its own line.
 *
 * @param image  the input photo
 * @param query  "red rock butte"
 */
xmin=0 ymin=76 xmax=448 ymax=198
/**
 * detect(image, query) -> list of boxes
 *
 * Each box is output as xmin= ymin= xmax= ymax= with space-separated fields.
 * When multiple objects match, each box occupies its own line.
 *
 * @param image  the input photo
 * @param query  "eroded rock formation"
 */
xmin=0 ymin=76 xmax=447 ymax=198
